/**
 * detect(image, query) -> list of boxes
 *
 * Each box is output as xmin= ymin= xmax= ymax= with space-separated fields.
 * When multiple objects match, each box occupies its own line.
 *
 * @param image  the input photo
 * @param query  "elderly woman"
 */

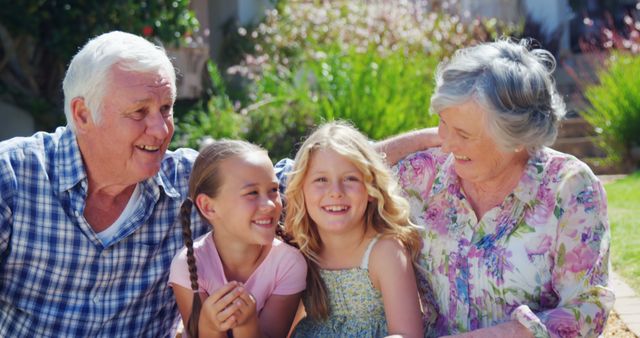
xmin=380 ymin=39 xmax=615 ymax=337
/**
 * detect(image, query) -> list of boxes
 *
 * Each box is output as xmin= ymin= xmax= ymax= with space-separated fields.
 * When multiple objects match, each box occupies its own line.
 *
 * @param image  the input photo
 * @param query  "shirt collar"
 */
xmin=512 ymin=148 xmax=547 ymax=206
xmin=53 ymin=126 xmax=180 ymax=199
xmin=54 ymin=127 xmax=87 ymax=193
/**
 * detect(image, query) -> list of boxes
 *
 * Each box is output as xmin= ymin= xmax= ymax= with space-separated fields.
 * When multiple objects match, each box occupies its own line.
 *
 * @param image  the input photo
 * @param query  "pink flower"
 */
xmin=408 ymin=153 xmax=435 ymax=182
xmin=424 ymin=206 xmax=449 ymax=235
xmin=565 ymin=244 xmax=597 ymax=273
xmin=546 ymin=309 xmax=580 ymax=338
xmin=526 ymin=235 xmax=553 ymax=259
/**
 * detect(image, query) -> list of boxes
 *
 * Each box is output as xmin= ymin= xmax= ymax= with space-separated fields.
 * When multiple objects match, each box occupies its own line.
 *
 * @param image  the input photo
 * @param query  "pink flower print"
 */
xmin=546 ymin=309 xmax=580 ymax=338
xmin=526 ymin=186 xmax=556 ymax=224
xmin=526 ymin=235 xmax=553 ymax=260
xmin=424 ymin=206 xmax=449 ymax=236
xmin=547 ymin=158 xmax=566 ymax=181
xmin=409 ymin=153 xmax=435 ymax=182
xmin=565 ymin=243 xmax=598 ymax=273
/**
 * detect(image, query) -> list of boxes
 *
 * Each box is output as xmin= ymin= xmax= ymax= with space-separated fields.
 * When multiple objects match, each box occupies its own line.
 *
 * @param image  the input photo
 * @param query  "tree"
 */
xmin=0 ymin=0 xmax=199 ymax=130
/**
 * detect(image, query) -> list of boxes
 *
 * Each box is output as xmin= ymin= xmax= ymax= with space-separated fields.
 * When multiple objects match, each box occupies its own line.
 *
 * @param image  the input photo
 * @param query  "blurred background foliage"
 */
xmin=0 ymin=0 xmax=199 ymax=130
xmin=5 ymin=0 xmax=638 ymax=167
xmin=172 ymin=0 xmax=520 ymax=159
xmin=564 ymin=0 xmax=640 ymax=169
xmin=582 ymin=52 xmax=640 ymax=167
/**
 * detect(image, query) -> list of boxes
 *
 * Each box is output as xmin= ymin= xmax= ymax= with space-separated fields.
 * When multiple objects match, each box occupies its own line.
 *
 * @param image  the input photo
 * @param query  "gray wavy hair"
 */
xmin=62 ymin=31 xmax=176 ymax=130
xmin=430 ymin=38 xmax=566 ymax=153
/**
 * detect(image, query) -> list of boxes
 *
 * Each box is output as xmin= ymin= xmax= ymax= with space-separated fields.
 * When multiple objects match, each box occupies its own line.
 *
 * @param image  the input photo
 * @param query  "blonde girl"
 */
xmin=169 ymin=140 xmax=307 ymax=338
xmin=285 ymin=121 xmax=424 ymax=337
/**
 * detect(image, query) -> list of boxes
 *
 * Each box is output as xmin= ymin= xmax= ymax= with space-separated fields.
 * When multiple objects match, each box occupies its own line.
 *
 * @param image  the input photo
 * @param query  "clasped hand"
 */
xmin=200 ymin=281 xmax=258 ymax=334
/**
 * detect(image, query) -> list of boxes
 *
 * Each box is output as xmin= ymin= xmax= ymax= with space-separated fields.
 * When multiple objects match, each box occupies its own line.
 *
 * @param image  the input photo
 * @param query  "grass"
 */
xmin=605 ymin=171 xmax=640 ymax=293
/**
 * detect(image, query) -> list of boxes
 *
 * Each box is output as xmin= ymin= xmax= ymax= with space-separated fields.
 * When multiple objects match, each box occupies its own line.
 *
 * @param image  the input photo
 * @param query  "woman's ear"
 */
xmin=195 ymin=193 xmax=216 ymax=219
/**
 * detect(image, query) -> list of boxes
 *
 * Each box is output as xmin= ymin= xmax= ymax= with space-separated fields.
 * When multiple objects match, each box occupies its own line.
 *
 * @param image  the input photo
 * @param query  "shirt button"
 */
xmin=93 ymin=295 xmax=100 ymax=303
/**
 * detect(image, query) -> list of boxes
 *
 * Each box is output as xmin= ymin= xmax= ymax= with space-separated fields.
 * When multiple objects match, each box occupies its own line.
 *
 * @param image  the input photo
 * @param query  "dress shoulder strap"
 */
xmin=360 ymin=233 xmax=382 ymax=269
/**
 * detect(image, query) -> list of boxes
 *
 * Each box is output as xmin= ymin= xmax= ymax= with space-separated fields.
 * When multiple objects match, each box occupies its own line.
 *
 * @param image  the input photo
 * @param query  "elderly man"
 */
xmin=0 ymin=31 xmax=208 ymax=337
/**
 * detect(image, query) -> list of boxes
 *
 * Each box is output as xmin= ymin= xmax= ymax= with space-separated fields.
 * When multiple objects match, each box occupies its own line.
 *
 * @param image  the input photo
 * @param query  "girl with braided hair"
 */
xmin=169 ymin=139 xmax=306 ymax=338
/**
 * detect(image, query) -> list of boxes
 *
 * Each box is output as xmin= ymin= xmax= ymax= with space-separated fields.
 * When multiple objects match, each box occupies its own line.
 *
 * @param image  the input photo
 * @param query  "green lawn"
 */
xmin=605 ymin=171 xmax=640 ymax=293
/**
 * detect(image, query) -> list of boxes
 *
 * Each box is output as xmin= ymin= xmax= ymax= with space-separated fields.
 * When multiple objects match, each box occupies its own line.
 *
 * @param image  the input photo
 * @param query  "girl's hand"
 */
xmin=230 ymin=286 xmax=258 ymax=326
xmin=200 ymin=281 xmax=244 ymax=333
xmin=228 ymin=286 xmax=261 ymax=337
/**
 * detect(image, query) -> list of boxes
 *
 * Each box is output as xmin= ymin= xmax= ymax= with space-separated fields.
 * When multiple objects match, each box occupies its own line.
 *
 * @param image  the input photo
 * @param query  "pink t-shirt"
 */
xmin=169 ymin=232 xmax=307 ymax=312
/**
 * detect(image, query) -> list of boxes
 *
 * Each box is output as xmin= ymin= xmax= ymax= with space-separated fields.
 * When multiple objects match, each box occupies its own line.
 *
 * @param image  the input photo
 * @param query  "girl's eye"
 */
xmin=314 ymin=177 xmax=327 ymax=183
xmin=245 ymin=190 xmax=258 ymax=196
xmin=345 ymin=176 xmax=360 ymax=182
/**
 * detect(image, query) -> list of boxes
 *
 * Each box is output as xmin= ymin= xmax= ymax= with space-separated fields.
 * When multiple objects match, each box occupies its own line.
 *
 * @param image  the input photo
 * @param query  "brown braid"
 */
xmin=179 ymin=139 xmax=267 ymax=337
xmin=180 ymin=198 xmax=202 ymax=338
xmin=275 ymin=224 xmax=297 ymax=249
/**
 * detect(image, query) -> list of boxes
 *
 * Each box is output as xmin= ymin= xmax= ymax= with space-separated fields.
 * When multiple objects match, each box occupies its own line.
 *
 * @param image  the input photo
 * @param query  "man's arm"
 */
xmin=374 ymin=127 xmax=441 ymax=165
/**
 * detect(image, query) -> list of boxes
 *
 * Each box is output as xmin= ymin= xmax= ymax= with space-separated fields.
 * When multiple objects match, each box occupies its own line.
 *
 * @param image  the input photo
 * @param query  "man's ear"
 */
xmin=70 ymin=97 xmax=93 ymax=132
xmin=195 ymin=193 xmax=216 ymax=219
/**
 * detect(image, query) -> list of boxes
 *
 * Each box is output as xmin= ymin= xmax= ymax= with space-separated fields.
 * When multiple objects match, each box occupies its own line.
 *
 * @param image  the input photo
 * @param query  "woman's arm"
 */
xmin=452 ymin=166 xmax=614 ymax=338
xmin=370 ymin=237 xmax=424 ymax=338
xmin=512 ymin=168 xmax=614 ymax=337
xmin=375 ymin=127 xmax=441 ymax=165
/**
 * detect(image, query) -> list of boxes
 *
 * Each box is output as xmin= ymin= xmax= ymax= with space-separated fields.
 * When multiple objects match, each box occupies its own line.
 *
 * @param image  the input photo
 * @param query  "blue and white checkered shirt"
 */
xmin=0 ymin=127 xmax=207 ymax=337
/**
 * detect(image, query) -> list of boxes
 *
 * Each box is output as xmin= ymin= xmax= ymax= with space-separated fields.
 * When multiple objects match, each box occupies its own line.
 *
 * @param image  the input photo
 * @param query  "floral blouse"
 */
xmin=394 ymin=147 xmax=615 ymax=338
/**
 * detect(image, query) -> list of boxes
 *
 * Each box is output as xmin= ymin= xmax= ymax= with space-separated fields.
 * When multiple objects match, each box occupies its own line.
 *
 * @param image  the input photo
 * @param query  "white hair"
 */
xmin=430 ymin=38 xmax=566 ymax=152
xmin=62 ymin=31 xmax=176 ymax=130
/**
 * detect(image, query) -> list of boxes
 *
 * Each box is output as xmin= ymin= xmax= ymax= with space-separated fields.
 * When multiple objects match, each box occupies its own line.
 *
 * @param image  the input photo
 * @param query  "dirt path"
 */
xmin=605 ymin=311 xmax=638 ymax=337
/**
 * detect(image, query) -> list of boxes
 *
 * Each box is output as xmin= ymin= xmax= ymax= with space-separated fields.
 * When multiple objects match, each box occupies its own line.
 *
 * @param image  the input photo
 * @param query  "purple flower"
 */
xmin=593 ymin=310 xmax=606 ymax=333
xmin=409 ymin=153 xmax=435 ymax=180
xmin=526 ymin=186 xmax=556 ymax=224
xmin=576 ymin=189 xmax=597 ymax=212
xmin=546 ymin=309 xmax=580 ymax=338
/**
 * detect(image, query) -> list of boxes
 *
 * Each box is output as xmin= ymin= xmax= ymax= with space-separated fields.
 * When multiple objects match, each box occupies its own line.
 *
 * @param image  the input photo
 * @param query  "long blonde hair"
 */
xmin=284 ymin=121 xmax=423 ymax=320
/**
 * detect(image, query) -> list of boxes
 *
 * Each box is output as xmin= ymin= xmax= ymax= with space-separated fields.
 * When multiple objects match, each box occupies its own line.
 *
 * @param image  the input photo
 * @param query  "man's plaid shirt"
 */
xmin=0 ymin=127 xmax=207 ymax=337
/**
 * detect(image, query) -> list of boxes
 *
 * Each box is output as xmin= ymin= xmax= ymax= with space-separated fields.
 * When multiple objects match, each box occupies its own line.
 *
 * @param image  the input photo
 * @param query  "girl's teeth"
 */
xmin=324 ymin=205 xmax=348 ymax=212
xmin=253 ymin=219 xmax=272 ymax=225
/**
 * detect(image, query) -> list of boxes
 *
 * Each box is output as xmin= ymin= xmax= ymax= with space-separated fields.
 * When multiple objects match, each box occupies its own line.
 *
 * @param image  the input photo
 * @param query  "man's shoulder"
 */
xmin=161 ymin=147 xmax=198 ymax=173
xmin=0 ymin=128 xmax=66 ymax=158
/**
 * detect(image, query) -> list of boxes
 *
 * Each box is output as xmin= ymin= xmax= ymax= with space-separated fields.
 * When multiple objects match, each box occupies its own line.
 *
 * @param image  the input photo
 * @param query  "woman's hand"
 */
xmin=439 ymin=320 xmax=533 ymax=338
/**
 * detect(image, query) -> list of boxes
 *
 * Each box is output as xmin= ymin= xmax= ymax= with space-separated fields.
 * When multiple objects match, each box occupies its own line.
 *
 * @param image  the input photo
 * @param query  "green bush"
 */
xmin=582 ymin=52 xmax=640 ymax=165
xmin=238 ymin=44 xmax=440 ymax=159
xmin=174 ymin=0 xmax=520 ymax=159
xmin=1 ymin=0 xmax=199 ymax=130
xmin=172 ymin=61 xmax=246 ymax=150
